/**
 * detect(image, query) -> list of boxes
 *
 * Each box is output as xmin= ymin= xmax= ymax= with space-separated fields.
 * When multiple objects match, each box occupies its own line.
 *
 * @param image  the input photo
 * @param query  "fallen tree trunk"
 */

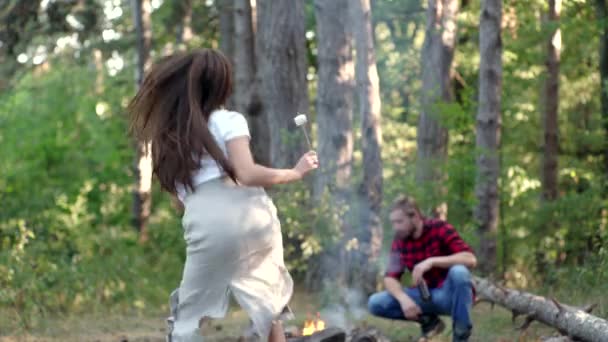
xmin=473 ymin=277 xmax=608 ymax=342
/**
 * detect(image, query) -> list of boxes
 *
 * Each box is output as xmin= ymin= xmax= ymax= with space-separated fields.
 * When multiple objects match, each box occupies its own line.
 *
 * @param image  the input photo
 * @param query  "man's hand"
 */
xmin=399 ymin=298 xmax=422 ymax=320
xmin=412 ymin=258 xmax=434 ymax=286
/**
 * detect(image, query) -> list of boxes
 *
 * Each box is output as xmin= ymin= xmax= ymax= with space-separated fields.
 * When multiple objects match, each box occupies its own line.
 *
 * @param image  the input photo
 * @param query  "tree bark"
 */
xmin=312 ymin=0 xmax=355 ymax=288
xmin=133 ymin=0 xmax=152 ymax=85
xmin=542 ymin=337 xmax=574 ymax=342
xmin=0 ymin=0 xmax=41 ymax=90
xmin=416 ymin=0 xmax=459 ymax=220
xmin=218 ymin=0 xmax=235 ymax=108
xmin=351 ymin=0 xmax=383 ymax=295
xmin=473 ymin=277 xmax=608 ymax=342
xmin=93 ymin=49 xmax=104 ymax=95
xmin=256 ymin=0 xmax=309 ymax=168
xmin=233 ymin=0 xmax=269 ymax=165
xmin=596 ymin=0 xmax=608 ymax=185
xmin=474 ymin=0 xmax=502 ymax=275
xmin=286 ymin=326 xmax=390 ymax=342
xmin=348 ymin=326 xmax=391 ymax=342
xmin=219 ymin=0 xmax=234 ymax=58
xmin=542 ymin=0 xmax=561 ymax=202
xmin=175 ymin=0 xmax=193 ymax=48
xmin=233 ymin=0 xmax=256 ymax=114
xmin=314 ymin=0 xmax=355 ymax=196
xmin=131 ymin=0 xmax=153 ymax=243
xmin=313 ymin=0 xmax=355 ymax=284
xmin=287 ymin=327 xmax=346 ymax=342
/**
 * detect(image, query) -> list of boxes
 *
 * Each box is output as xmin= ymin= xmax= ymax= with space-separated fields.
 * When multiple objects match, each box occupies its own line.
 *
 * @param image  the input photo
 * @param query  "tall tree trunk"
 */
xmin=131 ymin=0 xmax=153 ymax=243
xmin=233 ymin=0 xmax=269 ymax=165
xmin=474 ymin=0 xmax=502 ymax=275
xmin=314 ymin=0 xmax=355 ymax=196
xmin=176 ymin=0 xmax=193 ymax=48
xmin=218 ymin=0 xmax=235 ymax=108
xmin=596 ymin=1 xmax=608 ymax=263
xmin=351 ymin=0 xmax=383 ymax=295
xmin=0 ymin=0 xmax=41 ymax=91
xmin=219 ymin=0 xmax=234 ymax=58
xmin=597 ymin=0 xmax=608 ymax=185
xmin=416 ymin=0 xmax=459 ymax=220
xmin=314 ymin=0 xmax=355 ymax=286
xmin=233 ymin=0 xmax=255 ymax=113
xmin=256 ymin=0 xmax=309 ymax=168
xmin=93 ymin=49 xmax=104 ymax=95
xmin=542 ymin=0 xmax=561 ymax=202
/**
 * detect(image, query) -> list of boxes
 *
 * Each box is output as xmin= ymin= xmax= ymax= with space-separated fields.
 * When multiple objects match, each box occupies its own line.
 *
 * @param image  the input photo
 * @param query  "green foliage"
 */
xmin=0 ymin=60 xmax=184 ymax=327
xmin=272 ymin=183 xmax=339 ymax=276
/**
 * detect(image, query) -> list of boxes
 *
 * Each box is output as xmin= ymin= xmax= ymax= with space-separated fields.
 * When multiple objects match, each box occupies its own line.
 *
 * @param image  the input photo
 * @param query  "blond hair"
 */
xmin=391 ymin=195 xmax=423 ymax=216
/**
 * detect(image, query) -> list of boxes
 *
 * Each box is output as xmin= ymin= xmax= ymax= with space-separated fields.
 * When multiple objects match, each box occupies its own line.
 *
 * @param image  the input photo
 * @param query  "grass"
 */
xmin=4 ymin=285 xmax=604 ymax=342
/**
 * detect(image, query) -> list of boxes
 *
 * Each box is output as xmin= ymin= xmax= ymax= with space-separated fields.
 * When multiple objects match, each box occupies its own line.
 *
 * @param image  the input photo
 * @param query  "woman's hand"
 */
xmin=293 ymin=151 xmax=319 ymax=178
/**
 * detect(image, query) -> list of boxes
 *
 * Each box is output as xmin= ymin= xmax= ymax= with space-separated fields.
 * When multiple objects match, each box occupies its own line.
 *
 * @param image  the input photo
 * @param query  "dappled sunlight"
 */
xmin=504 ymin=166 xmax=541 ymax=205
xmin=106 ymin=51 xmax=124 ymax=76
xmin=95 ymin=102 xmax=110 ymax=117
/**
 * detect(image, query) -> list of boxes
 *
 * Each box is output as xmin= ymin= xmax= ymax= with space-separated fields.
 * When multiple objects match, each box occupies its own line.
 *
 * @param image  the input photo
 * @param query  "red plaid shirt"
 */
xmin=385 ymin=219 xmax=474 ymax=289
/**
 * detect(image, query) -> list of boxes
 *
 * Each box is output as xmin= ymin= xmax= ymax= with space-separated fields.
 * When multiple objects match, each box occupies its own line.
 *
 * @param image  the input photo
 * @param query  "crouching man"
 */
xmin=368 ymin=195 xmax=477 ymax=342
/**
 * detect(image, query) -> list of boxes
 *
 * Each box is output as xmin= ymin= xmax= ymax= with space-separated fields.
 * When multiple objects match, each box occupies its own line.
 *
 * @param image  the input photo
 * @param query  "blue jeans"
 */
xmin=367 ymin=265 xmax=473 ymax=331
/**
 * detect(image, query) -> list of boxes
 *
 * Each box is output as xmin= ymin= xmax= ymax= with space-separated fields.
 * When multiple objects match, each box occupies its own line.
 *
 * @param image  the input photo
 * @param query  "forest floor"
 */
xmin=1 ymin=288 xmax=604 ymax=342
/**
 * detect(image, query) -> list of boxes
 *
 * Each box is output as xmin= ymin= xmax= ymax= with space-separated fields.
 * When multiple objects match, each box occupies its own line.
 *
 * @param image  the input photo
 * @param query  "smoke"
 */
xmin=320 ymin=286 xmax=368 ymax=331
xmin=306 ymin=188 xmax=390 ymax=332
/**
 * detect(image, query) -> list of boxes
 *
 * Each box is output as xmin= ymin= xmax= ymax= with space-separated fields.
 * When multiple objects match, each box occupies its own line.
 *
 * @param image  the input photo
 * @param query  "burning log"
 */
xmin=541 ymin=337 xmax=574 ymax=342
xmin=286 ymin=326 xmax=391 ymax=342
xmin=348 ymin=326 xmax=391 ymax=342
xmin=287 ymin=327 xmax=347 ymax=342
xmin=473 ymin=276 xmax=608 ymax=342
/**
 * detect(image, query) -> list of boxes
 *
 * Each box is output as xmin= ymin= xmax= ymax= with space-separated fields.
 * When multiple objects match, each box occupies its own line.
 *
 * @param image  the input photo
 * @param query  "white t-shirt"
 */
xmin=176 ymin=109 xmax=250 ymax=201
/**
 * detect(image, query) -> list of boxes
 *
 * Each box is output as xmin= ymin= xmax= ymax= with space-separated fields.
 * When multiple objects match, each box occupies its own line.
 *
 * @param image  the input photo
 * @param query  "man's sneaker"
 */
xmin=418 ymin=314 xmax=445 ymax=340
xmin=452 ymin=324 xmax=472 ymax=342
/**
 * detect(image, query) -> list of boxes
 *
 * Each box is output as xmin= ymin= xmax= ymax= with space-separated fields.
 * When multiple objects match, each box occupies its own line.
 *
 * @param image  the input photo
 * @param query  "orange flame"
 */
xmin=302 ymin=312 xmax=325 ymax=336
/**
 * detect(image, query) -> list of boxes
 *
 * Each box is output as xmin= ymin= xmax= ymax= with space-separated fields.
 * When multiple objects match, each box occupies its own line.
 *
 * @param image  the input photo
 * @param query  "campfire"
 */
xmin=302 ymin=312 xmax=326 ymax=336
xmin=287 ymin=324 xmax=390 ymax=342
xmin=284 ymin=311 xmax=390 ymax=341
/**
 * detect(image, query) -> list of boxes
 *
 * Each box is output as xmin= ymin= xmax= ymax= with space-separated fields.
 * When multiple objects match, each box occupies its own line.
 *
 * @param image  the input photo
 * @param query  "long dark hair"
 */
xmin=128 ymin=49 xmax=237 ymax=194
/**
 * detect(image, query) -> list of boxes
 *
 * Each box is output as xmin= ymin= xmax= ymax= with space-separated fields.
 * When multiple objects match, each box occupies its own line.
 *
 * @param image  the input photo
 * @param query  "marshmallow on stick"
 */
xmin=294 ymin=113 xmax=313 ymax=151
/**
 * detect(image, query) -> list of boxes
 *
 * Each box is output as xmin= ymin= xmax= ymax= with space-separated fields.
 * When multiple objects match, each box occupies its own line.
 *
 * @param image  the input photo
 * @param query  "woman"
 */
xmin=128 ymin=49 xmax=318 ymax=342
